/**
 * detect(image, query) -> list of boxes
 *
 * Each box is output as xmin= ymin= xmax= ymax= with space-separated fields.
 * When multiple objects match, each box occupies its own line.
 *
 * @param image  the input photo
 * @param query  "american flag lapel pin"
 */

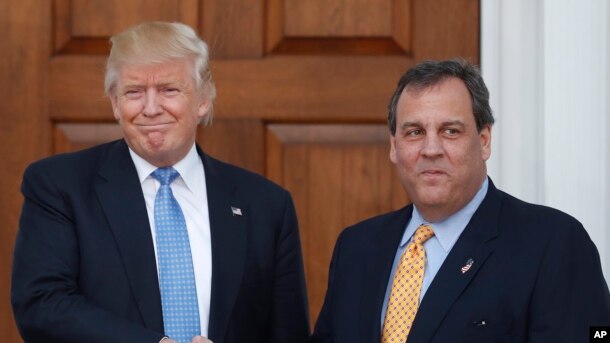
xmin=461 ymin=258 xmax=474 ymax=274
xmin=231 ymin=206 xmax=242 ymax=216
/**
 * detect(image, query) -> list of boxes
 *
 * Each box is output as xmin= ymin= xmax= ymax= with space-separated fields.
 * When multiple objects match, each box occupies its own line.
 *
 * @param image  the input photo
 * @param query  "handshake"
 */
xmin=163 ymin=336 xmax=213 ymax=343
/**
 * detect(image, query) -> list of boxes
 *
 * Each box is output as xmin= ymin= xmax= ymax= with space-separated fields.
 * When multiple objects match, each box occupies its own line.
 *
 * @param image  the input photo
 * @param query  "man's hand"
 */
xmin=163 ymin=336 xmax=213 ymax=343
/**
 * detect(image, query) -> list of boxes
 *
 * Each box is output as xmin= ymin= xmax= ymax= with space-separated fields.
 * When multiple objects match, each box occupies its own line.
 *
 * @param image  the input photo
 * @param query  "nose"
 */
xmin=421 ymin=133 xmax=444 ymax=157
xmin=142 ymin=89 xmax=162 ymax=117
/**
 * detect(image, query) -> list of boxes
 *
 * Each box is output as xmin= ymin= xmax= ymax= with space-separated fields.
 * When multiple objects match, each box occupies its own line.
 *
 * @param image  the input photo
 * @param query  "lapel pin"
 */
xmin=461 ymin=258 xmax=474 ymax=274
xmin=473 ymin=320 xmax=486 ymax=326
xmin=231 ymin=206 xmax=243 ymax=216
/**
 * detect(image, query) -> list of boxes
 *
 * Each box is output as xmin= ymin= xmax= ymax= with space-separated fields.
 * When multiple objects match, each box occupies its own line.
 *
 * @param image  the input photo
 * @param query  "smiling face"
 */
xmin=109 ymin=58 xmax=209 ymax=167
xmin=390 ymin=77 xmax=491 ymax=222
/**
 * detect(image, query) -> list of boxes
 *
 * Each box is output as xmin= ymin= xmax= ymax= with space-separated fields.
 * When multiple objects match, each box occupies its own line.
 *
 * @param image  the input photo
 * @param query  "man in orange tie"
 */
xmin=311 ymin=59 xmax=610 ymax=342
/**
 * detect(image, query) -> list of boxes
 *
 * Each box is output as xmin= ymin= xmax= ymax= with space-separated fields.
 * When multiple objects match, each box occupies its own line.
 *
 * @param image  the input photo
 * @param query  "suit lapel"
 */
xmin=201 ymin=150 xmax=248 ymax=342
xmin=407 ymin=180 xmax=504 ymax=342
xmin=360 ymin=207 xmax=413 ymax=343
xmin=93 ymin=140 xmax=164 ymax=332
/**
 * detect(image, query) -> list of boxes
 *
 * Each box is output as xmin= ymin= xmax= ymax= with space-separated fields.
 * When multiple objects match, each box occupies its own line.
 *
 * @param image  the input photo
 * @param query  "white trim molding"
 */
xmin=482 ymin=0 xmax=610 ymax=282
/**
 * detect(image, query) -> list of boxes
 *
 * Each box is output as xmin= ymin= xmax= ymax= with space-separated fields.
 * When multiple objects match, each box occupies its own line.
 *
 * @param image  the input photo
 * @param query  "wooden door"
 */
xmin=0 ymin=0 xmax=479 ymax=339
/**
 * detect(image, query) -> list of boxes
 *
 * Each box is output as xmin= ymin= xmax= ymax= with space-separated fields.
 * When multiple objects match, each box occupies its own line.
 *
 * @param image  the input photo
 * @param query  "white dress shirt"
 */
xmin=129 ymin=144 xmax=212 ymax=336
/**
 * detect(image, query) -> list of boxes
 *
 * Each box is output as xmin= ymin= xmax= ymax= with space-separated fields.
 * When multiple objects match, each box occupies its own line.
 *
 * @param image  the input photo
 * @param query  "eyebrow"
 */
xmin=399 ymin=121 xmax=421 ymax=131
xmin=120 ymin=81 xmax=182 ymax=90
xmin=398 ymin=120 xmax=466 ymax=131
xmin=441 ymin=120 xmax=466 ymax=128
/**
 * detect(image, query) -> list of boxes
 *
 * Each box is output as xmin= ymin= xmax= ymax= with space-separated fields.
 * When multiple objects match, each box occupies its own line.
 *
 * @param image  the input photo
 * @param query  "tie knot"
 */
xmin=412 ymin=224 xmax=435 ymax=244
xmin=151 ymin=167 xmax=180 ymax=186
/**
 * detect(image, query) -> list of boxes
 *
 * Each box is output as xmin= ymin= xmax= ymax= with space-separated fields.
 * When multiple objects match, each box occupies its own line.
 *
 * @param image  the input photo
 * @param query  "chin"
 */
xmin=413 ymin=190 xmax=449 ymax=208
xmin=416 ymin=194 xmax=446 ymax=205
xmin=142 ymin=136 xmax=168 ymax=149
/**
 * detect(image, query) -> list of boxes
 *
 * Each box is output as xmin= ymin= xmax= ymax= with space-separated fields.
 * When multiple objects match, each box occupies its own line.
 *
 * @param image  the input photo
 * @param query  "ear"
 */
xmin=109 ymin=94 xmax=121 ymax=121
xmin=198 ymin=99 xmax=211 ymax=121
xmin=389 ymin=135 xmax=398 ymax=164
xmin=479 ymin=125 xmax=492 ymax=161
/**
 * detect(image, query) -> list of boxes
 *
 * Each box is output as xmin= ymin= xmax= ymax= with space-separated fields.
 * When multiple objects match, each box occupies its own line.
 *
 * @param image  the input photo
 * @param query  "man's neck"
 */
xmin=417 ymin=177 xmax=489 ymax=223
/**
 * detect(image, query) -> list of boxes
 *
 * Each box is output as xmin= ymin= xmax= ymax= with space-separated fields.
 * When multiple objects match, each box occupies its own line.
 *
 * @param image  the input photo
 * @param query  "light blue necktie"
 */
xmin=152 ymin=167 xmax=200 ymax=343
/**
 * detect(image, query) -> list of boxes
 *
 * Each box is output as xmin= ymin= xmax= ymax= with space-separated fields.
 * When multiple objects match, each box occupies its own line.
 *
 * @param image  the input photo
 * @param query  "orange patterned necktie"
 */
xmin=381 ymin=224 xmax=435 ymax=343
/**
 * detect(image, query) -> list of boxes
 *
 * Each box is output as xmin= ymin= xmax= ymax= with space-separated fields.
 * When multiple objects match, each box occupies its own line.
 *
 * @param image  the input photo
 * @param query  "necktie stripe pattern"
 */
xmin=381 ymin=224 xmax=435 ymax=343
xmin=152 ymin=167 xmax=200 ymax=343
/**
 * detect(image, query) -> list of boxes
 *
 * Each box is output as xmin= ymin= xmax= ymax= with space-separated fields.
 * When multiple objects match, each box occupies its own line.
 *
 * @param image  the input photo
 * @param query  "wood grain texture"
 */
xmin=53 ymin=0 xmax=198 ymax=54
xmin=197 ymin=118 xmax=265 ymax=174
xmin=270 ymin=37 xmax=405 ymax=55
xmin=413 ymin=0 xmax=480 ymax=62
xmin=393 ymin=0 xmax=412 ymax=51
xmin=54 ymin=123 xmax=123 ymax=153
xmin=266 ymin=0 xmax=284 ymax=53
xmin=266 ymin=124 xmax=408 ymax=325
xmin=71 ymin=0 xmax=185 ymax=36
xmin=53 ymin=0 xmax=71 ymax=53
xmin=201 ymin=0 xmax=264 ymax=58
xmin=49 ymin=56 xmax=109 ymax=120
xmin=0 ymin=1 xmax=51 ymax=341
xmin=269 ymin=0 xmax=411 ymax=55
xmin=284 ymin=0 xmax=392 ymax=37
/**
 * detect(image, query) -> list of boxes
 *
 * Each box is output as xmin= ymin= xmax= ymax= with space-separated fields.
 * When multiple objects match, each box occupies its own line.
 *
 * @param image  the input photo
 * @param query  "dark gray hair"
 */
xmin=387 ymin=59 xmax=494 ymax=135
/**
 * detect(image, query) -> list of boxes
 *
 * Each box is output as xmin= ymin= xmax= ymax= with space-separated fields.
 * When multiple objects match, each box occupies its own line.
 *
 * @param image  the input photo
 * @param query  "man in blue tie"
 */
xmin=12 ymin=22 xmax=309 ymax=343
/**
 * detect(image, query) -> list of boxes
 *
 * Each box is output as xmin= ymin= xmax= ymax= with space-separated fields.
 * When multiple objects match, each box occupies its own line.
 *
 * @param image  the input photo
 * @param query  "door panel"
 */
xmin=1 ymin=0 xmax=479 ymax=339
xmin=267 ymin=124 xmax=407 ymax=320
xmin=53 ymin=0 xmax=199 ymax=54
xmin=284 ymin=0 xmax=393 ymax=37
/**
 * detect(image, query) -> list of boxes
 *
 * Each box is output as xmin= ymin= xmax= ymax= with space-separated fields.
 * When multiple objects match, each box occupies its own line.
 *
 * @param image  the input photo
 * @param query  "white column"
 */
xmin=482 ymin=0 xmax=610 ymax=282
xmin=607 ymin=0 xmax=610 ymax=281
xmin=482 ymin=0 xmax=545 ymax=204
xmin=542 ymin=0 xmax=609 ymax=279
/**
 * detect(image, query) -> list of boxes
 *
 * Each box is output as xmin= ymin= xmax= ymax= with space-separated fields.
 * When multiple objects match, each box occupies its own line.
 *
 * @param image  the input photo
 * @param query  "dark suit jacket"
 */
xmin=311 ymin=179 xmax=610 ymax=343
xmin=12 ymin=140 xmax=310 ymax=343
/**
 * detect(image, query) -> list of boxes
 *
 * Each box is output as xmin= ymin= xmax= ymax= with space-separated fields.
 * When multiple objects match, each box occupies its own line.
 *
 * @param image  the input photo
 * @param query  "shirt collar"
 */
xmin=128 ymin=144 xmax=200 ymax=192
xmin=400 ymin=178 xmax=489 ymax=252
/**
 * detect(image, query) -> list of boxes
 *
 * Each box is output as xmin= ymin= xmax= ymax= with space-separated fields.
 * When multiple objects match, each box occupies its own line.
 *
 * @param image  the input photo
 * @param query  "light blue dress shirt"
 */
xmin=380 ymin=178 xmax=489 ymax=325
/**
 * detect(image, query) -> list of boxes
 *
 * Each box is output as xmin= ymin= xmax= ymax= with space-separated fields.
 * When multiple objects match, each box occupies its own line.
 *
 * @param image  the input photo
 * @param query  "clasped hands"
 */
xmin=165 ymin=336 xmax=213 ymax=343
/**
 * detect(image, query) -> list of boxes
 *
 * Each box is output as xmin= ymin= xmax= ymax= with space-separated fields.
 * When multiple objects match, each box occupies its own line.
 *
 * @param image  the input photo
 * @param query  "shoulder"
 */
xmin=23 ymin=141 xmax=119 ymax=185
xmin=493 ymin=189 xmax=593 ymax=251
xmin=498 ymin=189 xmax=583 ymax=231
xmin=338 ymin=207 xmax=408 ymax=243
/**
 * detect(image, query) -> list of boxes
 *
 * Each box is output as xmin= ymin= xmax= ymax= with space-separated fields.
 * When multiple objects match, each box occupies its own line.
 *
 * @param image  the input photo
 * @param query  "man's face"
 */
xmin=390 ymin=77 xmax=491 ymax=222
xmin=110 ymin=59 xmax=209 ymax=167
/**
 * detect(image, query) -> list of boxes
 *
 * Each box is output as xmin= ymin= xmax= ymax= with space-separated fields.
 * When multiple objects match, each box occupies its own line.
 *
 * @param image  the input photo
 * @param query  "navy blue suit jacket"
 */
xmin=312 ymin=180 xmax=610 ymax=342
xmin=12 ymin=140 xmax=310 ymax=343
